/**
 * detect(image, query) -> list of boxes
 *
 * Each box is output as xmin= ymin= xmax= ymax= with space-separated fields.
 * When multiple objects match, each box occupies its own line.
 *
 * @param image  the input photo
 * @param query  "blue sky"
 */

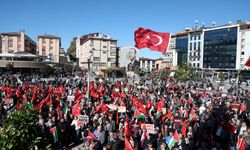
xmin=0 ymin=0 xmax=249 ymax=59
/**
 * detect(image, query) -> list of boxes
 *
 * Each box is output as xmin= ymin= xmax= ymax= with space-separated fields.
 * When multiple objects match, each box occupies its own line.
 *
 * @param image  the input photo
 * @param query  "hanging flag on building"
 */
xmin=134 ymin=27 xmax=171 ymax=53
xmin=245 ymin=57 xmax=250 ymax=67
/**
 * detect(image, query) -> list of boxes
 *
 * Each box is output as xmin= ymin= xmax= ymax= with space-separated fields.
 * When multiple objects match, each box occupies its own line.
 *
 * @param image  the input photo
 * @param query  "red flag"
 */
xmin=162 ymin=111 xmax=173 ymax=122
xmin=87 ymin=131 xmax=97 ymax=141
xmin=116 ymin=111 xmax=119 ymax=125
xmin=124 ymin=117 xmax=130 ymax=136
xmin=237 ymin=136 xmax=245 ymax=150
xmin=56 ymin=105 xmax=62 ymax=118
xmin=125 ymin=136 xmax=134 ymax=150
xmin=223 ymin=122 xmax=236 ymax=133
xmin=245 ymin=57 xmax=250 ymax=67
xmin=34 ymin=100 xmax=45 ymax=110
xmin=91 ymin=91 xmax=100 ymax=100
xmin=155 ymin=99 xmax=165 ymax=109
xmin=72 ymin=102 xmax=81 ymax=116
xmin=181 ymin=119 xmax=189 ymax=138
xmin=145 ymin=100 xmax=152 ymax=110
xmin=134 ymin=27 xmax=171 ymax=53
xmin=101 ymin=102 xmax=109 ymax=114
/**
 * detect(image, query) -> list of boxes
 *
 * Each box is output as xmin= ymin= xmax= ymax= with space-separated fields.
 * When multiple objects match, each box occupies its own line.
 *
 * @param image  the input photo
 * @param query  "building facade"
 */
xmin=0 ymin=30 xmax=36 ymax=54
xmin=76 ymin=33 xmax=118 ymax=74
xmin=139 ymin=57 xmax=156 ymax=72
xmin=168 ymin=21 xmax=250 ymax=71
xmin=37 ymin=34 xmax=61 ymax=63
xmin=239 ymin=23 xmax=250 ymax=68
xmin=162 ymin=36 xmax=177 ymax=68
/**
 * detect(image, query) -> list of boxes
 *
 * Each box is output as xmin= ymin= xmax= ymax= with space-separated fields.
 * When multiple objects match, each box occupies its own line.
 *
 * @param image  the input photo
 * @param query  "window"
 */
xmin=241 ymin=51 xmax=244 ymax=55
xmin=100 ymin=63 xmax=106 ymax=66
xmin=111 ymin=63 xmax=116 ymax=67
xmin=197 ymin=63 xmax=200 ymax=67
xmin=93 ymin=57 xmax=100 ymax=61
xmin=198 ymin=42 xmax=200 ymax=50
xmin=194 ymin=42 xmax=196 ymax=50
xmin=110 ymin=52 xmax=116 ymax=56
xmin=103 ymin=51 xmax=107 ymax=54
xmin=103 ymin=46 xmax=107 ymax=48
xmin=190 ymin=43 xmax=192 ymax=50
xmin=108 ymin=58 xmax=116 ymax=62
xmin=110 ymin=46 xmax=116 ymax=50
xmin=110 ymin=41 xmax=116 ymax=45
xmin=43 ymin=40 xmax=46 ymax=44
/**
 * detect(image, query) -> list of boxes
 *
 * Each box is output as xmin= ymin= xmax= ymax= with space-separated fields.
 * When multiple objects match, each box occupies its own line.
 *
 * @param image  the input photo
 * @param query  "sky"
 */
xmin=0 ymin=0 xmax=250 ymax=59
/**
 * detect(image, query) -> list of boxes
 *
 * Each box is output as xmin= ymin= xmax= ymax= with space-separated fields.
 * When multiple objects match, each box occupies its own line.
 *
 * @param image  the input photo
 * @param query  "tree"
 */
xmin=67 ymin=37 xmax=77 ymax=62
xmin=218 ymin=72 xmax=226 ymax=82
xmin=0 ymin=105 xmax=51 ymax=150
xmin=40 ymin=65 xmax=55 ymax=77
xmin=6 ymin=63 xmax=14 ymax=73
xmin=175 ymin=62 xmax=194 ymax=82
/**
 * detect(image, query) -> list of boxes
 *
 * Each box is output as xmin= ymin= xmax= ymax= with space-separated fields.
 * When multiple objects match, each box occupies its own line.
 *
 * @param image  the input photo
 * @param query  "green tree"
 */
xmin=6 ymin=63 xmax=14 ymax=73
xmin=175 ymin=62 xmax=194 ymax=82
xmin=0 ymin=105 xmax=51 ymax=150
xmin=218 ymin=72 xmax=226 ymax=81
xmin=40 ymin=65 xmax=55 ymax=77
xmin=67 ymin=37 xmax=77 ymax=62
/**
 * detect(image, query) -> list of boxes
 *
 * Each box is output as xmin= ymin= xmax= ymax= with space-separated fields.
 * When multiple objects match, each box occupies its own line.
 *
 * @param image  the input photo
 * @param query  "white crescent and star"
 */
xmin=146 ymin=34 xmax=163 ymax=46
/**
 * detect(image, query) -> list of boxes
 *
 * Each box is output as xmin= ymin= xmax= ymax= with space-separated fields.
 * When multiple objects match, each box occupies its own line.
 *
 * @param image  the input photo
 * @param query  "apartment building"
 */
xmin=76 ymin=33 xmax=118 ymax=74
xmin=37 ymin=34 xmax=61 ymax=63
xmin=0 ymin=30 xmax=36 ymax=54
xmin=162 ymin=36 xmax=177 ymax=68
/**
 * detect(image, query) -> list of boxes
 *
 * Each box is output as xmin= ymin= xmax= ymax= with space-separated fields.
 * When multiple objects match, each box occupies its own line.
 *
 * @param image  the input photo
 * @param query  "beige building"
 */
xmin=37 ymin=34 xmax=61 ymax=62
xmin=155 ymin=58 xmax=163 ymax=70
xmin=76 ymin=33 xmax=118 ymax=74
xmin=0 ymin=30 xmax=36 ymax=54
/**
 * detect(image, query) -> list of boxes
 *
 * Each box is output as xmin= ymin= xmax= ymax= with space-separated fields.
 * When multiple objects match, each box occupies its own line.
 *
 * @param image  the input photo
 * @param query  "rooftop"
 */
xmin=38 ymin=34 xmax=60 ymax=39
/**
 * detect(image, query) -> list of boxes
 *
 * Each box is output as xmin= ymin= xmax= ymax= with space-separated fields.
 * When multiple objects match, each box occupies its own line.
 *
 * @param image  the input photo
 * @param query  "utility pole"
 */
xmin=87 ymin=58 xmax=90 ymax=102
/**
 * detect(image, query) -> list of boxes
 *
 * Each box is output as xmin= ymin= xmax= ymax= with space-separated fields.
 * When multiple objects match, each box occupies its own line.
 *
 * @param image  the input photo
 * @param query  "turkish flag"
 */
xmin=124 ymin=117 xmax=130 ymax=136
xmin=134 ymin=27 xmax=171 ymax=53
xmin=72 ymin=102 xmax=81 ymax=116
xmin=245 ymin=57 xmax=250 ymax=67
xmin=87 ymin=131 xmax=97 ymax=141
xmin=124 ymin=136 xmax=134 ymax=150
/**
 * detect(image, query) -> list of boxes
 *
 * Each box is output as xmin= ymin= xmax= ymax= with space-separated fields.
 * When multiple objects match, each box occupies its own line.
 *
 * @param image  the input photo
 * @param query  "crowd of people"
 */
xmin=0 ymin=74 xmax=250 ymax=150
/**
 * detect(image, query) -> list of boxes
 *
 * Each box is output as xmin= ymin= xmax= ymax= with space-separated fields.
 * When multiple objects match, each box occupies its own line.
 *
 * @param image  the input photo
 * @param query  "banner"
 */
xmin=107 ymin=104 xmax=118 ymax=110
xmin=67 ymin=96 xmax=75 ymax=101
xmin=78 ymin=115 xmax=89 ymax=123
xmin=145 ymin=124 xmax=155 ymax=134
xmin=118 ymin=106 xmax=126 ymax=113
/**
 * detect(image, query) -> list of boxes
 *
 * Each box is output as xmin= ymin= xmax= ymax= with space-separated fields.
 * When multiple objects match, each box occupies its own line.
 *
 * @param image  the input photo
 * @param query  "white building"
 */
xmin=162 ymin=37 xmax=177 ymax=68
xmin=76 ymin=33 xmax=118 ymax=74
xmin=239 ymin=22 xmax=250 ymax=69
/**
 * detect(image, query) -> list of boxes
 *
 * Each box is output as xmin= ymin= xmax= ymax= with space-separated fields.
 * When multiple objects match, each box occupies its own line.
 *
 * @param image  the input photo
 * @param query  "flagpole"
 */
xmin=236 ymin=65 xmax=244 ymax=98
xmin=87 ymin=58 xmax=90 ymax=102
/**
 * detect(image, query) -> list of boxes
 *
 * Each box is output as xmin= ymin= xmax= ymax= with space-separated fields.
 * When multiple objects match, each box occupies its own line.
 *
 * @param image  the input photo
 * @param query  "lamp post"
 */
xmin=87 ymin=58 xmax=91 ymax=102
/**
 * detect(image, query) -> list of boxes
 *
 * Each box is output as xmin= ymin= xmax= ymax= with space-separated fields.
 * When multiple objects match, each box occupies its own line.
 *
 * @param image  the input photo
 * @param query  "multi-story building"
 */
xmin=76 ymin=33 xmax=118 ymax=74
xmin=0 ymin=30 xmax=36 ymax=54
xmin=37 ymin=34 xmax=61 ymax=63
xmin=162 ymin=36 xmax=177 ymax=68
xmin=239 ymin=22 xmax=250 ymax=69
xmin=155 ymin=58 xmax=163 ymax=70
xmin=139 ymin=57 xmax=156 ymax=72
xmin=188 ymin=30 xmax=203 ymax=69
xmin=169 ymin=21 xmax=250 ymax=71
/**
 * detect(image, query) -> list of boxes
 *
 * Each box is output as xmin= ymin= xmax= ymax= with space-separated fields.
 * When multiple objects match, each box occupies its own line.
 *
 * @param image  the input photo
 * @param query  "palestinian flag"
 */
xmin=168 ymin=130 xmax=179 ymax=149
xmin=156 ymin=107 xmax=162 ymax=120
xmin=189 ymin=108 xmax=196 ymax=121
xmin=135 ymin=108 xmax=146 ymax=119
xmin=51 ymin=127 xmax=58 ymax=143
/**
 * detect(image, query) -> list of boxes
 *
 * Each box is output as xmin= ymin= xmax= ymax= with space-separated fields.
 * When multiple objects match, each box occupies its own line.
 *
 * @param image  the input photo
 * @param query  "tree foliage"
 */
xmin=67 ymin=37 xmax=77 ymax=62
xmin=40 ymin=65 xmax=55 ymax=77
xmin=175 ymin=62 xmax=194 ymax=82
xmin=0 ymin=105 xmax=51 ymax=150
